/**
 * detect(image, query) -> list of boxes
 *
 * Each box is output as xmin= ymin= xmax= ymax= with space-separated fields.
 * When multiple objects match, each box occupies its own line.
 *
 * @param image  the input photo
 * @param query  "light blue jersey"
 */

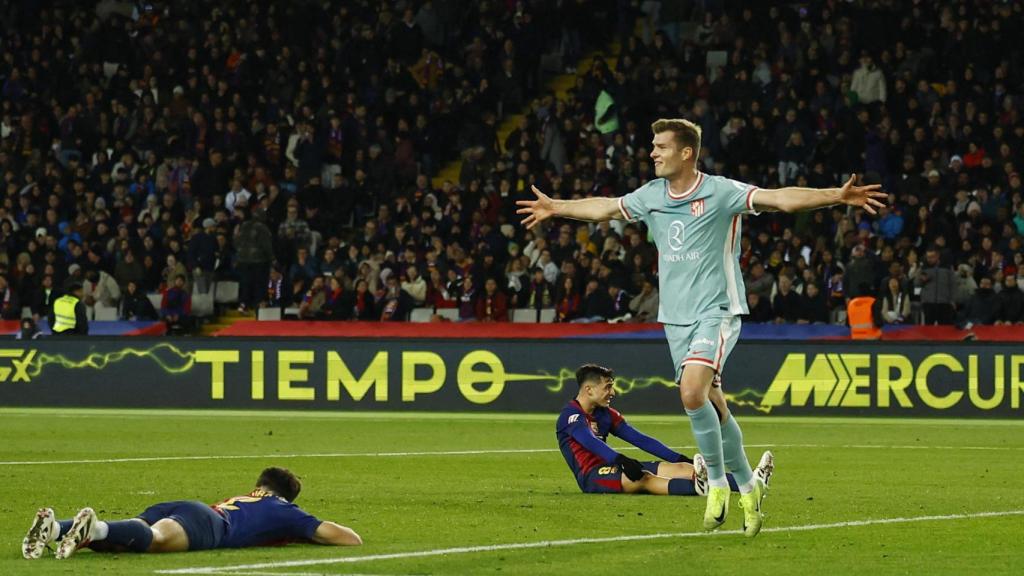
xmin=618 ymin=172 xmax=759 ymax=324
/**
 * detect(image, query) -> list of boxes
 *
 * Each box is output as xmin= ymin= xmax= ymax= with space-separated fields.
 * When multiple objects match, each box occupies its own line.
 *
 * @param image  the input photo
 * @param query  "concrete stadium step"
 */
xmin=431 ymin=42 xmax=621 ymax=190
xmin=200 ymin=309 xmax=251 ymax=336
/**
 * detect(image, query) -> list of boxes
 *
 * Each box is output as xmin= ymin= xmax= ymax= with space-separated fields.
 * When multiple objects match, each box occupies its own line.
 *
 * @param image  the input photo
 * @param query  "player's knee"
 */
xmin=679 ymin=382 xmax=707 ymax=410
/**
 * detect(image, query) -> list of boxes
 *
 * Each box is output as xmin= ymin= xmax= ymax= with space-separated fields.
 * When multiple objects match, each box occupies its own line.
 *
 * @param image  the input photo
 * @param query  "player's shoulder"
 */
xmin=705 ymin=173 xmax=756 ymax=193
xmin=624 ymin=178 xmax=665 ymax=199
xmin=557 ymin=400 xmax=586 ymax=427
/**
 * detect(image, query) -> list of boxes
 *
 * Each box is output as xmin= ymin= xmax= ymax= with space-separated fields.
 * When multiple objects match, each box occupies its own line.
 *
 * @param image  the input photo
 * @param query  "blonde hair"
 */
xmin=651 ymin=118 xmax=702 ymax=155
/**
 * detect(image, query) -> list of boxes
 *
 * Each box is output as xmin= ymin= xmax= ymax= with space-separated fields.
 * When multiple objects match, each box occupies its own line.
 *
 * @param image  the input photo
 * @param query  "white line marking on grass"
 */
xmin=218 ymin=572 xmax=398 ymax=576
xmin=4 ymin=443 xmax=1022 ymax=466
xmin=158 ymin=509 xmax=1024 ymax=574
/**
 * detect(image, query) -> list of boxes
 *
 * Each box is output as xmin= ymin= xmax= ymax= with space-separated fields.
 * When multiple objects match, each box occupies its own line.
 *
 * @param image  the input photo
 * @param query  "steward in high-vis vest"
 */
xmin=49 ymin=282 xmax=89 ymax=335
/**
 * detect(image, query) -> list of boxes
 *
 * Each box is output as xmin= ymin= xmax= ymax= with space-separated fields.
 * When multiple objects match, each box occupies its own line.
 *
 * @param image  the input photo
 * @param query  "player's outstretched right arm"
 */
xmin=516 ymin=185 xmax=621 ymax=230
xmin=312 ymin=521 xmax=363 ymax=546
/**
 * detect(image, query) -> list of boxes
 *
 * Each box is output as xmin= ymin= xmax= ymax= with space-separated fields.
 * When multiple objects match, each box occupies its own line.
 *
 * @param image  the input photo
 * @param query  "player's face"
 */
xmin=650 ymin=131 xmax=691 ymax=179
xmin=587 ymin=378 xmax=616 ymax=407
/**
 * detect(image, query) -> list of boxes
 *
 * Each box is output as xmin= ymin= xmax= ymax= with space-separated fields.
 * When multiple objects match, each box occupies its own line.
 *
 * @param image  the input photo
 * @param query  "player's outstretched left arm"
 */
xmin=613 ymin=421 xmax=687 ymax=463
xmin=311 ymin=521 xmax=362 ymax=546
xmin=752 ymin=173 xmax=886 ymax=214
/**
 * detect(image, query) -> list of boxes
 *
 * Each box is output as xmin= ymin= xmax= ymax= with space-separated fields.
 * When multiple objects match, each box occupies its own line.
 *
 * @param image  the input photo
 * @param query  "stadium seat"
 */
xmin=410 ymin=307 xmax=434 ymax=323
xmin=283 ymin=306 xmax=301 ymax=318
xmin=147 ymin=293 xmax=163 ymax=313
xmin=93 ymin=304 xmax=119 ymax=321
xmin=21 ymin=306 xmax=32 ymax=319
xmin=191 ymin=293 xmax=214 ymax=318
xmin=434 ymin=308 xmax=459 ymax=321
xmin=257 ymin=307 xmax=282 ymax=321
xmin=214 ymin=281 xmax=239 ymax=304
xmin=511 ymin=308 xmax=556 ymax=322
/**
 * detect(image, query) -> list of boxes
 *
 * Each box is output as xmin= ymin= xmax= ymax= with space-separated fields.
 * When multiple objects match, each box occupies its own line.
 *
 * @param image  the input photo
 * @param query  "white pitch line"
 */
xmin=158 ymin=509 xmax=1024 ymax=575
xmin=3 ymin=442 xmax=1022 ymax=467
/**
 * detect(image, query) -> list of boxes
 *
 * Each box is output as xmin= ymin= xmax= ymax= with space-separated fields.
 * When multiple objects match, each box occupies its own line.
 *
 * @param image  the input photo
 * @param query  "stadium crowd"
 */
xmin=1 ymin=0 xmax=1022 ymax=331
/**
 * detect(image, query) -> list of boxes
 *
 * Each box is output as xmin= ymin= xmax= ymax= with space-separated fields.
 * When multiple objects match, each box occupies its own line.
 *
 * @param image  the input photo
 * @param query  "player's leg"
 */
xmin=56 ymin=506 xmax=159 ymax=559
xmin=622 ymin=461 xmax=700 ymax=496
xmin=710 ymin=316 xmax=768 ymax=537
xmin=711 ymin=386 xmax=755 ymax=491
xmin=147 ymin=519 xmax=190 ymax=552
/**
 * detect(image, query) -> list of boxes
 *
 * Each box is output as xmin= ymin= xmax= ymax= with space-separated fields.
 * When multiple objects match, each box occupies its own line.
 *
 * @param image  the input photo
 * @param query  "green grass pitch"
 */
xmin=1 ymin=408 xmax=1022 ymax=575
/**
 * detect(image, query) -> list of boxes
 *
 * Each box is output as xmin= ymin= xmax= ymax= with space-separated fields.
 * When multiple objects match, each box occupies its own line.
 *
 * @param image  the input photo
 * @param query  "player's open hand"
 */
xmin=516 ymin=185 xmax=555 ymax=230
xmin=839 ymin=173 xmax=887 ymax=215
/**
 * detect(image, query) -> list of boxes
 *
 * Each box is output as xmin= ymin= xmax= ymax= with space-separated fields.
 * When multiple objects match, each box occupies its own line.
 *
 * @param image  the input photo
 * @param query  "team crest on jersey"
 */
xmin=690 ymin=199 xmax=705 ymax=217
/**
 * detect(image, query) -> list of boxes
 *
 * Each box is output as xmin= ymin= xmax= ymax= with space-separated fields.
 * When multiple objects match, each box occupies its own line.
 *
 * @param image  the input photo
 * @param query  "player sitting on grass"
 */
xmin=557 ymin=364 xmax=773 ymax=496
xmin=22 ymin=467 xmax=361 ymax=560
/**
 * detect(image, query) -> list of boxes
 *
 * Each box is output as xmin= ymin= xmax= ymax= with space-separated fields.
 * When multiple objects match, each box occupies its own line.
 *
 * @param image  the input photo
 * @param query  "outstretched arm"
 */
xmin=753 ymin=174 xmax=886 ymax=214
xmin=516 ymin=186 xmax=621 ymax=230
xmin=612 ymin=421 xmax=687 ymax=463
xmin=311 ymin=521 xmax=362 ymax=546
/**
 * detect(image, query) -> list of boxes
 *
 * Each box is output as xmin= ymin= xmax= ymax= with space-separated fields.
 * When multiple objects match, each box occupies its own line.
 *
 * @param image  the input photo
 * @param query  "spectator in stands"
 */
xmin=957 ymin=277 xmax=998 ymax=330
xmin=188 ymin=218 xmax=218 ymax=293
xmin=994 ymin=275 xmax=1023 ymax=325
xmin=0 ymin=274 xmax=21 ymax=320
xmin=521 ymin=267 xmax=554 ymax=310
xmin=83 ymin=269 xmax=121 ymax=309
xmin=917 ymin=248 xmax=956 ymax=325
xmin=744 ymin=292 xmax=773 ymax=324
xmin=745 ymin=262 xmax=773 ymax=301
xmin=475 ymin=277 xmax=509 ymax=322
xmin=122 ymin=281 xmax=158 ymax=321
xmin=607 ymin=282 xmax=631 ymax=322
xmin=880 ymin=277 xmax=912 ymax=325
xmin=555 ymin=276 xmax=581 ymax=322
xmin=160 ymin=275 xmax=192 ymax=332
xmin=401 ymin=265 xmax=427 ymax=306
xmin=845 ymin=245 xmax=875 ymax=300
xmin=30 ymin=274 xmax=57 ymax=322
xmin=261 ymin=267 xmax=290 ymax=312
xmin=378 ymin=274 xmax=413 ymax=322
xmin=798 ymin=283 xmax=830 ymax=324
xmin=322 ymin=276 xmax=352 ymax=320
xmin=850 ymin=52 xmax=887 ymax=104
xmin=576 ymin=279 xmax=613 ymax=323
xmin=629 ymin=278 xmax=659 ymax=323
xmin=235 ymin=208 xmax=274 ymax=313
xmin=298 ymin=276 xmax=327 ymax=320
xmin=288 ymin=247 xmax=318 ymax=300
xmin=772 ymin=275 xmax=801 ymax=324
xmin=352 ymin=279 xmax=376 ymax=321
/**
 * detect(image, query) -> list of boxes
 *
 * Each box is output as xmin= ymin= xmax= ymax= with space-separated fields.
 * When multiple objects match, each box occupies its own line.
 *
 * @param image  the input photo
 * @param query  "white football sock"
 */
xmin=91 ymin=521 xmax=109 ymax=541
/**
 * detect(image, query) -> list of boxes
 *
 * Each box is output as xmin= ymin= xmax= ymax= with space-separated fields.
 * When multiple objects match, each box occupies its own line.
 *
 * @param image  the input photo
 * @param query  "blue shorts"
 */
xmin=138 ymin=501 xmax=228 ymax=551
xmin=580 ymin=461 xmax=661 ymax=493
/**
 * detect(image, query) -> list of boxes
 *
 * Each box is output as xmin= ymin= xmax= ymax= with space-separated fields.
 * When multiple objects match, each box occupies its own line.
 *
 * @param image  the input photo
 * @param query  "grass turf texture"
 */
xmin=1 ymin=409 xmax=1022 ymax=575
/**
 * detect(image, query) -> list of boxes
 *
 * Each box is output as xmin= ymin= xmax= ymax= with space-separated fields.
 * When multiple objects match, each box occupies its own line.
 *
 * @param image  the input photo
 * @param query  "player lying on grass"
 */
xmin=557 ymin=364 xmax=772 ymax=495
xmin=22 ymin=467 xmax=361 ymax=560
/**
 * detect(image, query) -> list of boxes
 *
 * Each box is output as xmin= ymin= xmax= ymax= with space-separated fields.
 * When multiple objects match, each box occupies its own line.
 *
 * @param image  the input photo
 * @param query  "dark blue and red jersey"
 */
xmin=556 ymin=400 xmax=687 ymax=490
xmin=212 ymin=490 xmax=321 ymax=548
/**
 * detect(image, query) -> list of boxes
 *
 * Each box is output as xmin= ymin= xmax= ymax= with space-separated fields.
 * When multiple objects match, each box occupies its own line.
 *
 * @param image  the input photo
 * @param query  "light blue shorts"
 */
xmin=665 ymin=315 xmax=742 ymax=387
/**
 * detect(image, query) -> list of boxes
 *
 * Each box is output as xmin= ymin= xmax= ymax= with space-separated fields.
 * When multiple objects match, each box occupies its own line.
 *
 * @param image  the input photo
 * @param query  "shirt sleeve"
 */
xmin=564 ymin=414 xmax=621 ymax=464
xmin=721 ymin=177 xmax=761 ymax=216
xmin=611 ymin=419 xmax=685 ymax=462
xmin=618 ymin=181 xmax=656 ymax=223
xmin=282 ymin=504 xmax=323 ymax=541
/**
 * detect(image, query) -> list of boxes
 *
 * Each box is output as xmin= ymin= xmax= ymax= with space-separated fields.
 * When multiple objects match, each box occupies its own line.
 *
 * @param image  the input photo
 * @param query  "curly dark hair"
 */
xmin=256 ymin=467 xmax=302 ymax=502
